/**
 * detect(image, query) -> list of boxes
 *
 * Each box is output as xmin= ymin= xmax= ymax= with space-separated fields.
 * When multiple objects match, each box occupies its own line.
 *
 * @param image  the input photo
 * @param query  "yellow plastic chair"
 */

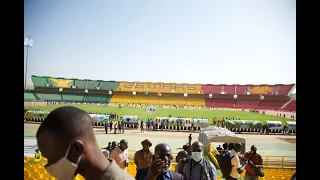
xmin=43 ymin=173 xmax=55 ymax=180
xmin=31 ymin=171 xmax=42 ymax=179
xmin=25 ymin=177 xmax=35 ymax=180
xmin=24 ymin=170 xmax=31 ymax=177
xmin=28 ymin=166 xmax=36 ymax=172
xmin=37 ymin=167 xmax=46 ymax=173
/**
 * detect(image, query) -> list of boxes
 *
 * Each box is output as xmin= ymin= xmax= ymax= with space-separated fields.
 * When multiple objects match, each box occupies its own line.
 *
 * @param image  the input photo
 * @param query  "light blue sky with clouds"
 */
xmin=24 ymin=0 xmax=295 ymax=91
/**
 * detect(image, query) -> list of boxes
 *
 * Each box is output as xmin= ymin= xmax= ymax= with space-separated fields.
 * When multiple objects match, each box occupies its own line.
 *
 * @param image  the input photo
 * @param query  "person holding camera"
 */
xmin=244 ymin=145 xmax=263 ymax=180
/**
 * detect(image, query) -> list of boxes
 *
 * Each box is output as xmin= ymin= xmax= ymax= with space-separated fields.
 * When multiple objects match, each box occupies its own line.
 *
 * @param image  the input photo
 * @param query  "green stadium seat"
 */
xmin=62 ymin=93 xmax=84 ymax=102
xmin=99 ymin=81 xmax=120 ymax=90
xmin=86 ymin=80 xmax=99 ymax=90
xmin=35 ymin=92 xmax=62 ymax=101
xmin=24 ymin=92 xmax=38 ymax=102
xmin=74 ymin=79 xmax=87 ymax=89
xmin=85 ymin=94 xmax=107 ymax=103
xmin=31 ymin=76 xmax=49 ymax=87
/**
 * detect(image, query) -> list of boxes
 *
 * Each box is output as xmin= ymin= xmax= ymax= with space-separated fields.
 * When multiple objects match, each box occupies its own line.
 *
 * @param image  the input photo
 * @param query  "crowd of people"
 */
xmin=34 ymin=106 xmax=295 ymax=180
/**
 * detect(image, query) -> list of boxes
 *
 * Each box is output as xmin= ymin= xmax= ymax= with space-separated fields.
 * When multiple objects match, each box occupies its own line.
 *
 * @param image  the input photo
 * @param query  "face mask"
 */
xmin=191 ymin=152 xmax=203 ymax=162
xmin=45 ymin=143 xmax=83 ymax=180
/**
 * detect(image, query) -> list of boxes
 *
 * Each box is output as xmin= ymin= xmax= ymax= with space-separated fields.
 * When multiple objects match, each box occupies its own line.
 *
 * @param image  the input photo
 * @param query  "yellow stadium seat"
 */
xmin=31 ymin=171 xmax=42 ymax=179
xmin=25 ymin=177 xmax=35 ymax=180
xmin=24 ymin=170 xmax=31 ymax=177
xmin=38 ymin=161 xmax=45 ymax=166
xmin=28 ymin=166 xmax=36 ymax=172
xmin=37 ymin=167 xmax=46 ymax=174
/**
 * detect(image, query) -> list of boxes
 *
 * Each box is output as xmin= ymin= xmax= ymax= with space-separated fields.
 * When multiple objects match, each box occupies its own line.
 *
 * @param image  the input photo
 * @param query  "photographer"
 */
xmin=244 ymin=145 xmax=263 ymax=180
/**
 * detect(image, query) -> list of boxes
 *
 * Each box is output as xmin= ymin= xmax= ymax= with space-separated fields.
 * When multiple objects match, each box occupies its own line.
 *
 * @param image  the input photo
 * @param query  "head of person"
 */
xmin=119 ymin=139 xmax=128 ymax=151
xmin=107 ymin=142 xmax=111 ymax=147
xmin=36 ymin=106 xmax=97 ymax=180
xmin=229 ymin=143 xmax=234 ymax=150
xmin=141 ymin=139 xmax=152 ymax=151
xmin=190 ymin=141 xmax=204 ymax=163
xmin=251 ymin=145 xmax=257 ymax=154
xmin=111 ymin=141 xmax=117 ymax=149
xmin=233 ymin=143 xmax=243 ymax=153
xmin=154 ymin=143 xmax=173 ymax=173
xmin=222 ymin=143 xmax=228 ymax=150
xmin=176 ymin=150 xmax=188 ymax=163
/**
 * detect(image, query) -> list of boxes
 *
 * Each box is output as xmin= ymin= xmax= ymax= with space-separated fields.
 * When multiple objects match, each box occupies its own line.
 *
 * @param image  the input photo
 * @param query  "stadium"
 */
xmin=24 ymin=1 xmax=296 ymax=179
xmin=25 ymin=75 xmax=296 ymax=111
xmin=24 ymin=75 xmax=296 ymax=180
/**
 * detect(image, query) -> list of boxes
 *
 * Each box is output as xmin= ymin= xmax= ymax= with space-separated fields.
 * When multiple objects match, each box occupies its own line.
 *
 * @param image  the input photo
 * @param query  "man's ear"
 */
xmin=69 ymin=140 xmax=85 ymax=163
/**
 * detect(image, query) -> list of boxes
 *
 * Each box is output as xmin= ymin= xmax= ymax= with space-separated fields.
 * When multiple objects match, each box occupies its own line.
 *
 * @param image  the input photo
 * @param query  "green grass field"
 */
xmin=25 ymin=104 xmax=290 ymax=124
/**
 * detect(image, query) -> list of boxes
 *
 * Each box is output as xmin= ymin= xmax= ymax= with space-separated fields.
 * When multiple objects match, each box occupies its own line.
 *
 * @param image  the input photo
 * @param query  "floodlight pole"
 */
xmin=25 ymin=45 xmax=29 ymax=89
xmin=24 ymin=36 xmax=32 ymax=90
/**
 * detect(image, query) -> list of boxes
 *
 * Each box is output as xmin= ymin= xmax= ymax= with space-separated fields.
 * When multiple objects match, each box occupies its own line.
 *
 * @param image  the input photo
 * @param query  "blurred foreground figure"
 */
xmin=36 ymin=106 xmax=134 ymax=180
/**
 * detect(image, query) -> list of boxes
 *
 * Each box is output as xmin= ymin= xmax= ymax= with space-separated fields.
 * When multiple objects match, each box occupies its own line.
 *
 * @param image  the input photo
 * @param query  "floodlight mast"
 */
xmin=24 ymin=36 xmax=33 ymax=89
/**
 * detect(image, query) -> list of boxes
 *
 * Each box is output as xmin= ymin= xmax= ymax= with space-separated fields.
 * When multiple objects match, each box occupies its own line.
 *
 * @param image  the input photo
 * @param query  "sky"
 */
xmin=24 ymin=0 xmax=296 ymax=91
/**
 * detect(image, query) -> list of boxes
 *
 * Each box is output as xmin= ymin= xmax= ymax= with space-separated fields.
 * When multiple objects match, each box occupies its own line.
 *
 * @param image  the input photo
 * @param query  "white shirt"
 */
xmin=229 ymin=150 xmax=241 ymax=178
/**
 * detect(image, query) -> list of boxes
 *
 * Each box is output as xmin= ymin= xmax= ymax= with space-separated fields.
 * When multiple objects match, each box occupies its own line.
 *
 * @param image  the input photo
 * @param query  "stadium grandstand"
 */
xmin=24 ymin=75 xmax=296 ymax=112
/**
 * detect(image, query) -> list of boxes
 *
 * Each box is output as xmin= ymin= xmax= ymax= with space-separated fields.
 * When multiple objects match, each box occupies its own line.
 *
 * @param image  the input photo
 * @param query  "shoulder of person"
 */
xmin=169 ymin=171 xmax=184 ymax=180
xmin=102 ymin=159 xmax=135 ymax=180
xmin=204 ymin=159 xmax=215 ymax=168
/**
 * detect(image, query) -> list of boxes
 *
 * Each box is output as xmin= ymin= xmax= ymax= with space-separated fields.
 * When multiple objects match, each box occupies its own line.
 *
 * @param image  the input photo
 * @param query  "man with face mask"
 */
xmin=134 ymin=139 xmax=154 ymax=170
xmin=110 ymin=139 xmax=129 ymax=169
xmin=36 ymin=106 xmax=134 ymax=180
xmin=135 ymin=143 xmax=183 ymax=180
xmin=177 ymin=141 xmax=217 ymax=180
